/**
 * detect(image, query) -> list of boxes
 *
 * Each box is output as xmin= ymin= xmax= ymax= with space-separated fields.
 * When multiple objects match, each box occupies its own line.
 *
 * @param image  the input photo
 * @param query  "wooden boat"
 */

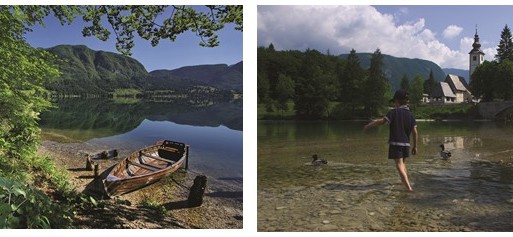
xmin=103 ymin=140 xmax=189 ymax=197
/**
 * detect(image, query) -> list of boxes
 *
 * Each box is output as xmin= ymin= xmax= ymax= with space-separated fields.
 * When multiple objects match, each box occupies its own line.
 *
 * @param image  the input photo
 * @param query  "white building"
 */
xmin=469 ymin=28 xmax=485 ymax=80
xmin=444 ymin=74 xmax=473 ymax=103
xmin=427 ymin=28 xmax=481 ymax=104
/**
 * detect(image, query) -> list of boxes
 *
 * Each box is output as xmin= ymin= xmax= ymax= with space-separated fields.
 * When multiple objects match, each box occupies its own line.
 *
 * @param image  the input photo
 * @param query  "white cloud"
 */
xmin=443 ymin=25 xmax=464 ymax=39
xmin=257 ymin=6 xmax=483 ymax=70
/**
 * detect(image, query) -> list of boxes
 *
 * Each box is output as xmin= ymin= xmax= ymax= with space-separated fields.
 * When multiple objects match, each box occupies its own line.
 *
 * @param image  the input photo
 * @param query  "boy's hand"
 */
xmin=411 ymin=146 xmax=417 ymax=155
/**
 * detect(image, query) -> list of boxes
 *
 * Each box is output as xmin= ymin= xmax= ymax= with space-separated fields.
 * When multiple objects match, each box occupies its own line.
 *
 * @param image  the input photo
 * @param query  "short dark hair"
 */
xmin=392 ymin=90 xmax=409 ymax=105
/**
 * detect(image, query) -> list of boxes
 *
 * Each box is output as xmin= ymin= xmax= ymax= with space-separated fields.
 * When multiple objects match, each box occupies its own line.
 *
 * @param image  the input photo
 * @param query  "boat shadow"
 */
xmin=163 ymin=200 xmax=190 ymax=210
xmin=82 ymin=165 xmax=115 ymax=199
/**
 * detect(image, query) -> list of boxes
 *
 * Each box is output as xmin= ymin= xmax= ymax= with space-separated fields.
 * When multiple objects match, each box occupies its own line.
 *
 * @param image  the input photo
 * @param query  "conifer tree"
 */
xmin=423 ymin=69 xmax=436 ymax=95
xmin=364 ymin=48 xmax=388 ymax=116
xmin=339 ymin=49 xmax=364 ymax=111
xmin=496 ymin=24 xmax=513 ymax=62
xmin=400 ymin=74 xmax=410 ymax=92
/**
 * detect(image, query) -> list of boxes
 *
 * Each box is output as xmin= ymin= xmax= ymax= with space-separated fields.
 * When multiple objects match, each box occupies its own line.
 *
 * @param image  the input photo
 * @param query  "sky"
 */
xmin=25 ymin=6 xmax=243 ymax=72
xmin=258 ymin=5 xmax=513 ymax=70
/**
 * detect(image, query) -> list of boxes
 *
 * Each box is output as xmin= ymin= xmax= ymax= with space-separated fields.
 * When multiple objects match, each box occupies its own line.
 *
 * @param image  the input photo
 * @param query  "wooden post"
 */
xmin=188 ymin=175 xmax=207 ymax=207
xmin=94 ymin=163 xmax=101 ymax=178
xmin=85 ymin=155 xmax=93 ymax=171
xmin=185 ymin=145 xmax=190 ymax=170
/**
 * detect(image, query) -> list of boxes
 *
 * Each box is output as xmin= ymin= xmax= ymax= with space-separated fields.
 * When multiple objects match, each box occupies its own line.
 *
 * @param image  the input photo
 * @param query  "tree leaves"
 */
xmin=79 ymin=5 xmax=242 ymax=55
xmin=2 ymin=5 xmax=242 ymax=56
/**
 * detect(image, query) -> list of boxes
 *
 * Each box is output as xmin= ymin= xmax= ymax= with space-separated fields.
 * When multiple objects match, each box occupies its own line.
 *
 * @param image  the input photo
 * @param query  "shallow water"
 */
xmin=258 ymin=121 xmax=513 ymax=231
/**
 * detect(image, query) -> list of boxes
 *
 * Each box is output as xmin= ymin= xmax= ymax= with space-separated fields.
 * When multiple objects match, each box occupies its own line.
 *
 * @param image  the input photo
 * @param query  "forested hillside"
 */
xmin=339 ymin=53 xmax=446 ymax=89
xmin=45 ymin=45 xmax=243 ymax=94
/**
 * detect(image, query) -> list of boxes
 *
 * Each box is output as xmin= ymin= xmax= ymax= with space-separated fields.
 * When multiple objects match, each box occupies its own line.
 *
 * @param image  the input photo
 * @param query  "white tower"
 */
xmin=469 ymin=27 xmax=485 ymax=80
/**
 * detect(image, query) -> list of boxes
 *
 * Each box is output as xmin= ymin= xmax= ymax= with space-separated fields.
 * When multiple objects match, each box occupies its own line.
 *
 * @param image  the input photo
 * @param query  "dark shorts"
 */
xmin=388 ymin=145 xmax=410 ymax=159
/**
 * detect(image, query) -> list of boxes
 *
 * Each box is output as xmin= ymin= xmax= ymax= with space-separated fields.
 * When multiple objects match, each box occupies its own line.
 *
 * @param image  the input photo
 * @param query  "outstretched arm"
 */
xmin=411 ymin=126 xmax=418 ymax=155
xmin=363 ymin=118 xmax=386 ymax=131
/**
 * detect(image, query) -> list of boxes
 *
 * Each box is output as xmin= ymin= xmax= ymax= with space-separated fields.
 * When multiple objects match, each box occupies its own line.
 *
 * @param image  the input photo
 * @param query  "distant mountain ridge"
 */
xmin=45 ymin=45 xmax=242 ymax=94
xmin=339 ymin=53 xmax=446 ymax=90
xmin=150 ymin=61 xmax=243 ymax=91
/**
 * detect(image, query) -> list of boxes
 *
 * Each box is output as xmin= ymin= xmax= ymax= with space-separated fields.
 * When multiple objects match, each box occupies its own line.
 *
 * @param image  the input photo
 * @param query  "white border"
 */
xmin=1 ymin=1 xmax=513 ymax=236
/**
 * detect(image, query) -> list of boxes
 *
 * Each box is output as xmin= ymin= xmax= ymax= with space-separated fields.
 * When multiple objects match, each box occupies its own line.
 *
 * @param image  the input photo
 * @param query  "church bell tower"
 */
xmin=469 ymin=26 xmax=485 ymax=80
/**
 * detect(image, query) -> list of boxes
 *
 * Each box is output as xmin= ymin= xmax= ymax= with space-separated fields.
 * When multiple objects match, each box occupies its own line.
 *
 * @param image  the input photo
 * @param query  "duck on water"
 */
xmin=440 ymin=144 xmax=452 ymax=159
xmin=311 ymin=154 xmax=328 ymax=166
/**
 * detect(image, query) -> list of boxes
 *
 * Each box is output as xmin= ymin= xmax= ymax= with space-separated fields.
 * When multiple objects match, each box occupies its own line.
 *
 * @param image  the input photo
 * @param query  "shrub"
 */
xmin=0 ymin=177 xmax=72 ymax=228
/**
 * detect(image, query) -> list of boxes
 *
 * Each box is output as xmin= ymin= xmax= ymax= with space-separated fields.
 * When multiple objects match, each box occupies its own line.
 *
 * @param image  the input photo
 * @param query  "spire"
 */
xmin=470 ymin=24 xmax=483 ymax=54
xmin=473 ymin=26 xmax=481 ymax=48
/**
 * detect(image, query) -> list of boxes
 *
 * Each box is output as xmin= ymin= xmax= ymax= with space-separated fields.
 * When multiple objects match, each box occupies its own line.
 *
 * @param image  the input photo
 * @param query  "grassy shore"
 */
xmin=258 ymin=102 xmax=479 ymax=121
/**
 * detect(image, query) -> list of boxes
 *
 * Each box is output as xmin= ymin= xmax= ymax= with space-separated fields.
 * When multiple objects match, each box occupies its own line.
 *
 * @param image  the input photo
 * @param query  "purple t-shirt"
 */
xmin=384 ymin=105 xmax=417 ymax=147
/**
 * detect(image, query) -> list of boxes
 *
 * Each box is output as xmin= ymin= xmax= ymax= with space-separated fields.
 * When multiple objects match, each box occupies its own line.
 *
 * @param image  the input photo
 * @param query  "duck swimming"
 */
xmin=311 ymin=154 xmax=328 ymax=165
xmin=440 ymin=144 xmax=452 ymax=159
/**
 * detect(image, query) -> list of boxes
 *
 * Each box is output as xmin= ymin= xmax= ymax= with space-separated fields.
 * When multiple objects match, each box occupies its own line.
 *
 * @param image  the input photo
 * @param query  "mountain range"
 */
xmin=339 ymin=53 xmax=449 ymax=90
xmin=45 ymin=45 xmax=243 ymax=94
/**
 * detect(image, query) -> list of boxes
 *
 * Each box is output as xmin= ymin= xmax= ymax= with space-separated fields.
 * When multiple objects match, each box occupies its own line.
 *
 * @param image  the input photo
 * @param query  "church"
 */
xmin=426 ymin=29 xmax=483 ymax=105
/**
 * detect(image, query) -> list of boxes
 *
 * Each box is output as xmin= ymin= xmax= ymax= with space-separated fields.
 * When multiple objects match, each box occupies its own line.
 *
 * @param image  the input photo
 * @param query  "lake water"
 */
xmin=39 ymin=99 xmax=243 ymax=185
xmin=258 ymin=120 xmax=513 ymax=231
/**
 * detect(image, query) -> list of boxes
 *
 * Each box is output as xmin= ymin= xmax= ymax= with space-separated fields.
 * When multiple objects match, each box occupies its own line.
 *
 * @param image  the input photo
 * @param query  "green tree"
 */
xmin=294 ymin=49 xmax=337 ymax=118
xmin=275 ymin=73 xmax=295 ymax=113
xmin=410 ymin=75 xmax=424 ymax=107
xmin=496 ymin=60 xmax=513 ymax=100
xmin=496 ymin=24 xmax=513 ymax=63
xmin=268 ymin=43 xmax=275 ymax=51
xmin=1 ymin=6 xmax=62 ymax=167
xmin=400 ymin=74 xmax=410 ymax=92
xmin=470 ymin=61 xmax=498 ymax=102
xmin=423 ymin=69 xmax=436 ymax=95
xmin=257 ymin=71 xmax=270 ymax=104
xmin=364 ymin=48 xmax=388 ymax=116
xmin=339 ymin=49 xmax=364 ymax=112
xmin=294 ymin=74 xmax=335 ymax=118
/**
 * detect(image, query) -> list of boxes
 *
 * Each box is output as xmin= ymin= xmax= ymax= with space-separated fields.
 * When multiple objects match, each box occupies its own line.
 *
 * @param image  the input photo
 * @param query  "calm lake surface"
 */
xmin=258 ymin=120 xmax=513 ymax=231
xmin=40 ymin=99 xmax=243 ymax=185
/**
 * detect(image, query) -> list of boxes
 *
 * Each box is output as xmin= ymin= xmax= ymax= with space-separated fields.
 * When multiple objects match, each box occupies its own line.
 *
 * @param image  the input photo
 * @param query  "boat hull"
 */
xmin=103 ymin=140 xmax=189 ymax=197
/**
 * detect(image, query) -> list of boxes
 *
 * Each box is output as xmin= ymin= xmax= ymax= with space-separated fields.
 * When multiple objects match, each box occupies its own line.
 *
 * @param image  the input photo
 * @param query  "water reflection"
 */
xmin=40 ymin=98 xmax=242 ymax=141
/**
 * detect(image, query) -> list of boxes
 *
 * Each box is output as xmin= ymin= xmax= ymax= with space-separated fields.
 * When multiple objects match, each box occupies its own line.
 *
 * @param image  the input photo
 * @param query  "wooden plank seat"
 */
xmin=140 ymin=151 xmax=175 ymax=163
xmin=127 ymin=161 xmax=160 ymax=171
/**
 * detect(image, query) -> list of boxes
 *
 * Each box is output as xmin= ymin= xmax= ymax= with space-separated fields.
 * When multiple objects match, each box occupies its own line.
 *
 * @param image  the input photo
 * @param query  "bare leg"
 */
xmin=394 ymin=158 xmax=413 ymax=192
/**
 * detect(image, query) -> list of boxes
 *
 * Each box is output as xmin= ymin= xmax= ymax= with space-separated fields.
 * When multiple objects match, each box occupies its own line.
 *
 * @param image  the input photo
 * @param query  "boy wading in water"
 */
xmin=364 ymin=89 xmax=418 ymax=192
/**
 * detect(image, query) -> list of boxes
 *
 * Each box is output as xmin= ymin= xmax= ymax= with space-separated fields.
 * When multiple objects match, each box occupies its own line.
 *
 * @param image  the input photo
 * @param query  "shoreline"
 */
xmin=257 ymin=118 xmax=494 ymax=122
xmin=38 ymin=140 xmax=242 ymax=229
